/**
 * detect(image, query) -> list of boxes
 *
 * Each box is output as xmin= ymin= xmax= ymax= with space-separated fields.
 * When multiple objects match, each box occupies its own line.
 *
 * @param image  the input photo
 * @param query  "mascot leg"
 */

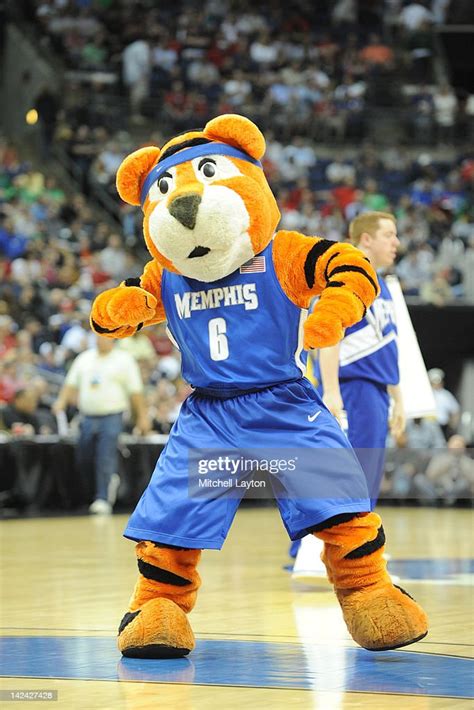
xmin=118 ymin=542 xmax=201 ymax=658
xmin=314 ymin=512 xmax=428 ymax=651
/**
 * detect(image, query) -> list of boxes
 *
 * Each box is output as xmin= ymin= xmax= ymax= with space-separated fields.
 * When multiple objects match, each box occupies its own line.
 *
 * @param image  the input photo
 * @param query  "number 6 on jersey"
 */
xmin=208 ymin=317 xmax=229 ymax=361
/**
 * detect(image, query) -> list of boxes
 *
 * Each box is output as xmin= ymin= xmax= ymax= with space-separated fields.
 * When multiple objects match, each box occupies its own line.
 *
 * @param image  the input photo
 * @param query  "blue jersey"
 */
xmin=161 ymin=241 xmax=307 ymax=393
xmin=314 ymin=275 xmax=399 ymax=387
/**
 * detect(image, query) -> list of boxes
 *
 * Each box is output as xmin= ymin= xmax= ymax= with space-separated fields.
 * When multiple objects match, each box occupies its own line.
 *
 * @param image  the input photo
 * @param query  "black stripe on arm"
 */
xmin=353 ymin=292 xmax=367 ymax=318
xmin=345 ymin=526 xmax=385 ymax=559
xmin=324 ymin=251 xmax=340 ymax=282
xmin=328 ymin=264 xmax=378 ymax=295
xmin=304 ymin=240 xmax=335 ymax=288
xmin=137 ymin=558 xmax=192 ymax=586
xmin=90 ymin=319 xmax=121 ymax=335
xmin=325 ymin=282 xmax=368 ymax=317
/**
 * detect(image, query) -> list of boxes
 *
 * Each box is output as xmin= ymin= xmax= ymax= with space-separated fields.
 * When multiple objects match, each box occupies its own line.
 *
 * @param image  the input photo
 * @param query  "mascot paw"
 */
xmin=336 ymin=582 xmax=428 ymax=651
xmin=91 ymin=286 xmax=156 ymax=333
xmin=303 ymin=311 xmax=344 ymax=350
xmin=107 ymin=286 xmax=157 ymax=327
xmin=118 ymin=598 xmax=195 ymax=658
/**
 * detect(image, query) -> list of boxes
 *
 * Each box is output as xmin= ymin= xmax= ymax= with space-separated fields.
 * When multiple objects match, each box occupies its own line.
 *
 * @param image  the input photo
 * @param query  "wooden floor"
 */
xmin=0 ymin=506 xmax=473 ymax=709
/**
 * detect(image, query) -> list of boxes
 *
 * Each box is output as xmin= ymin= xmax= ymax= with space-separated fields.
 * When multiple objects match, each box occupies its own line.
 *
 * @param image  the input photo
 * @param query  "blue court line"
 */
xmin=0 ymin=637 xmax=472 ymax=698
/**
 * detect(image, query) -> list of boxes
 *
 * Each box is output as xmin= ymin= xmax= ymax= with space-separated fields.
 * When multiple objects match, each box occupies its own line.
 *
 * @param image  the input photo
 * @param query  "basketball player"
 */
xmin=292 ymin=211 xmax=404 ymax=581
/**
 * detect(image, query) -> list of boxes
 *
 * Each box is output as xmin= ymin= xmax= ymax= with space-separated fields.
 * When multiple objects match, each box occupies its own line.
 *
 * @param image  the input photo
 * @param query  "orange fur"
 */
xmin=117 ymin=146 xmax=161 ymax=206
xmin=118 ymin=543 xmax=201 ymax=657
xmin=273 ymin=230 xmax=380 ymax=348
xmin=203 ymin=114 xmax=266 ymax=160
xmin=314 ymin=514 xmax=428 ymax=651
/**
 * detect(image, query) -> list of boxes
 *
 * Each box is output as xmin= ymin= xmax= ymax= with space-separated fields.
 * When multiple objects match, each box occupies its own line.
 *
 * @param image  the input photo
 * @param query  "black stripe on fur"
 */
xmin=308 ymin=513 xmax=359 ymax=533
xmin=304 ymin=240 xmax=334 ymax=288
xmin=159 ymin=137 xmax=210 ymax=163
xmin=138 ymin=558 xmax=191 ymax=586
xmin=118 ymin=609 xmax=141 ymax=635
xmin=124 ymin=277 xmax=141 ymax=287
xmin=324 ymin=284 xmax=367 ymax=316
xmin=328 ymin=264 xmax=378 ymax=294
xmin=345 ymin=525 xmax=385 ymax=559
xmin=90 ymin=319 xmax=121 ymax=334
xmin=353 ymin=291 xmax=368 ymax=318
xmin=394 ymin=584 xmax=415 ymax=601
xmin=324 ymin=251 xmax=340 ymax=282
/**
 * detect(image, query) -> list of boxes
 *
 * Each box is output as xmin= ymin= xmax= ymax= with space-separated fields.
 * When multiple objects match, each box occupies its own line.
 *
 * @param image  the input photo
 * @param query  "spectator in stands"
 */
xmin=396 ymin=245 xmax=433 ymax=295
xmin=410 ymin=85 xmax=434 ymax=143
xmin=420 ymin=268 xmax=454 ymax=306
xmin=428 ymin=368 xmax=461 ymax=439
xmin=399 ymin=1 xmax=434 ymax=33
xmin=0 ymin=388 xmax=45 ymax=510
xmin=362 ymin=178 xmax=390 ymax=211
xmin=384 ymin=430 xmax=419 ymax=501
xmin=122 ymin=35 xmax=151 ymax=123
xmin=52 ymin=336 xmax=151 ymax=515
xmin=415 ymin=434 xmax=474 ymax=504
xmin=98 ymin=233 xmax=128 ymax=280
xmin=1 ymin=388 xmax=40 ymax=435
xmin=463 ymin=94 xmax=474 ymax=143
xmin=433 ymin=83 xmax=458 ymax=145
xmin=359 ymin=33 xmax=394 ymax=69
xmin=404 ymin=20 xmax=435 ymax=84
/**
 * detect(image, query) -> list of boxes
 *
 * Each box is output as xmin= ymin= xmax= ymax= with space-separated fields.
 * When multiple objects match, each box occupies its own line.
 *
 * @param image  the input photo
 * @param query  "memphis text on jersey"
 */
xmin=175 ymin=283 xmax=258 ymax=319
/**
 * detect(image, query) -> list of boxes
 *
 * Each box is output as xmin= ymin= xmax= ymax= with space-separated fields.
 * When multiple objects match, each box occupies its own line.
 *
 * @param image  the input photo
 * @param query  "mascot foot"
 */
xmin=336 ymin=582 xmax=428 ymax=651
xmin=118 ymin=597 xmax=195 ymax=658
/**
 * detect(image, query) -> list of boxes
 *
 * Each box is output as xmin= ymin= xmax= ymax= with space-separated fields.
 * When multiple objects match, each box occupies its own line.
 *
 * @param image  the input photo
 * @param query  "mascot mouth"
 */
xmin=188 ymin=246 xmax=211 ymax=259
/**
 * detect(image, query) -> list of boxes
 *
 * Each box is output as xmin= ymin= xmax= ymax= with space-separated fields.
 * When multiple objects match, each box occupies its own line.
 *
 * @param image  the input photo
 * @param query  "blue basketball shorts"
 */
xmin=124 ymin=378 xmax=371 ymax=549
xmin=340 ymin=378 xmax=390 ymax=502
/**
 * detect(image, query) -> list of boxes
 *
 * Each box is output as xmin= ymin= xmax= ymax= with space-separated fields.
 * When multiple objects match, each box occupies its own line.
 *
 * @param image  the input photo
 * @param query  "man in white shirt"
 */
xmin=53 ymin=336 xmax=150 ymax=514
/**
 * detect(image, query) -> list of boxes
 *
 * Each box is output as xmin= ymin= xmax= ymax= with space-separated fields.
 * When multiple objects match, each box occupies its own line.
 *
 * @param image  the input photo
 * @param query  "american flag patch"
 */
xmin=240 ymin=256 xmax=266 ymax=273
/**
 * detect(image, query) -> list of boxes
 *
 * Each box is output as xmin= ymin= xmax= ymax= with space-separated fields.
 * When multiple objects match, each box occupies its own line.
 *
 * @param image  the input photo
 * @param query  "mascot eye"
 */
xmin=158 ymin=175 xmax=171 ymax=194
xmin=199 ymin=159 xmax=216 ymax=179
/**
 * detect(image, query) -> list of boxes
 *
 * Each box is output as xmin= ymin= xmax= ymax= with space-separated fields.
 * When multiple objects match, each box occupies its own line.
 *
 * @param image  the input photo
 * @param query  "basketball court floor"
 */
xmin=1 ymin=506 xmax=473 ymax=708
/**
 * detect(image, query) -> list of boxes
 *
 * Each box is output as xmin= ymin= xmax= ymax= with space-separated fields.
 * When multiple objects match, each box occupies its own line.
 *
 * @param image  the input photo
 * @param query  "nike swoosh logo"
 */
xmin=308 ymin=411 xmax=322 ymax=422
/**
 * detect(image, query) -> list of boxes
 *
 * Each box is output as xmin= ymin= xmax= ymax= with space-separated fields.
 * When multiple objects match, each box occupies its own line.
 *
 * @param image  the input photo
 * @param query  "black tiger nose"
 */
xmin=168 ymin=194 xmax=202 ymax=230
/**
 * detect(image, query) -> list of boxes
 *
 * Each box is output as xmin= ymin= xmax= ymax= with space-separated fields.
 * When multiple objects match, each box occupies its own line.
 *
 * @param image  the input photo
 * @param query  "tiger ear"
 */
xmin=203 ymin=114 xmax=265 ymax=160
xmin=116 ymin=146 xmax=161 ymax=206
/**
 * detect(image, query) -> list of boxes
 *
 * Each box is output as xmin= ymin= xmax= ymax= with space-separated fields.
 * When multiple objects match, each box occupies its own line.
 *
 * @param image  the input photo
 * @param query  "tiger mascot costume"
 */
xmin=91 ymin=115 xmax=428 ymax=658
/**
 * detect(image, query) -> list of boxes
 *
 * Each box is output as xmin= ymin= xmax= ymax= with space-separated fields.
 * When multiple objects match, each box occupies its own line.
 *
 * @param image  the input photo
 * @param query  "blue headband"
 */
xmin=140 ymin=142 xmax=263 ymax=207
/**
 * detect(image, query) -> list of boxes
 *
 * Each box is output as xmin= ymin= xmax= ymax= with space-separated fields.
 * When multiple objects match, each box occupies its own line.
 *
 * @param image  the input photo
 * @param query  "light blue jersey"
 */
xmin=161 ymin=241 xmax=308 ymax=394
xmin=315 ymin=276 xmax=399 ymax=387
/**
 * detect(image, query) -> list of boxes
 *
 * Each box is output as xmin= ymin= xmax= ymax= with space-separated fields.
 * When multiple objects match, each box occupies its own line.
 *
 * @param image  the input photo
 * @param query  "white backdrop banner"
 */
xmin=385 ymin=275 xmax=436 ymax=419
